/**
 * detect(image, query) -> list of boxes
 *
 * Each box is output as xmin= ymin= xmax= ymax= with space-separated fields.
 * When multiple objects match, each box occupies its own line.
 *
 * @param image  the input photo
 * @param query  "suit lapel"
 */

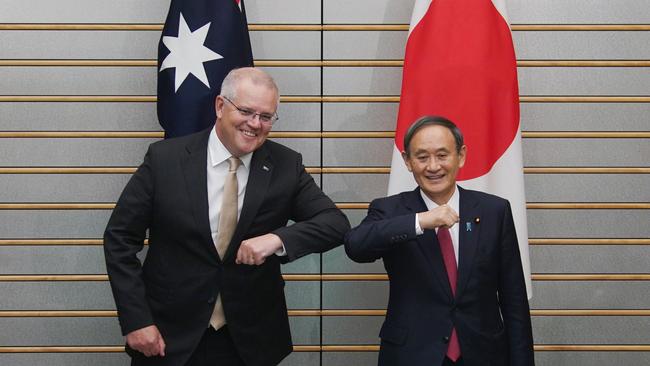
xmin=456 ymin=187 xmax=481 ymax=299
xmin=223 ymin=143 xmax=273 ymax=262
xmin=408 ymin=188 xmax=455 ymax=301
xmin=181 ymin=129 xmax=220 ymax=260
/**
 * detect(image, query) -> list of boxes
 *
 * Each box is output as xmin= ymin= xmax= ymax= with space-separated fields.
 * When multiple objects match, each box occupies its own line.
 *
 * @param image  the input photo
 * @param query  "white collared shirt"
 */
xmin=415 ymin=186 xmax=461 ymax=266
xmin=207 ymin=127 xmax=253 ymax=246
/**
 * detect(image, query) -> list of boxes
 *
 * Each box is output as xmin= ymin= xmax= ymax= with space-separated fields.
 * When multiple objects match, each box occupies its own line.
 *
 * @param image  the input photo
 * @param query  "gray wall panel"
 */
xmin=0 ymin=282 xmax=116 ymax=310
xmin=508 ymin=0 xmax=650 ymax=23
xmin=325 ymin=0 xmax=650 ymax=24
xmin=274 ymin=103 xmax=321 ymax=131
xmin=323 ymin=103 xmax=398 ymax=131
xmin=0 ymin=247 xmax=108 ymax=274
xmin=322 ymin=246 xmax=385 ymax=274
xmin=1 ymin=67 xmax=157 ymax=95
xmin=324 ymin=0 xmax=411 ymax=24
xmin=323 ymin=67 xmax=402 ymax=95
xmin=0 ymin=281 xmax=318 ymax=310
xmin=0 ymin=30 xmax=320 ymax=60
xmin=0 ymin=138 xmax=155 ymax=166
xmin=279 ymin=352 xmax=320 ymax=366
xmin=282 ymin=253 xmax=321 ymax=274
xmin=323 ymin=138 xmax=393 ymax=166
xmin=533 ymin=316 xmax=650 ymax=344
xmin=270 ymin=138 xmax=320 ymax=166
xmin=519 ymin=68 xmax=650 ymax=95
xmin=0 ymin=102 xmax=317 ymax=132
xmin=531 ymin=245 xmax=650 ymax=273
xmin=0 ymin=31 xmax=160 ymax=59
xmin=0 ymin=103 xmax=160 ymax=131
xmin=323 ymin=282 xmax=388 ymax=309
xmin=514 ymin=31 xmax=650 ymax=59
xmin=322 ymin=316 xmax=650 ymax=345
xmin=322 ymin=102 xmax=650 ymax=132
xmin=524 ymin=174 xmax=650 ymax=202
xmin=325 ymin=173 xmax=650 ymax=203
xmin=527 ymin=210 xmax=650 ymax=238
xmin=0 ymin=211 xmax=112 ymax=238
xmin=0 ymin=246 xmax=321 ymax=274
xmin=289 ymin=316 xmax=320 ymax=345
xmin=262 ymin=67 xmax=321 ymax=95
xmin=0 ymin=0 xmax=170 ymax=22
xmin=323 ymin=31 xmax=407 ymax=59
xmin=323 ymin=174 xmax=390 ymax=203
xmin=523 ymin=139 xmax=650 ymax=167
xmin=0 ymin=317 xmax=123 ymax=345
xmin=2 ymin=67 xmax=319 ymax=96
xmin=0 ymin=354 xmax=130 ymax=366
xmin=323 ymin=316 xmax=382 ymax=344
xmin=520 ymin=103 xmax=650 ymax=131
xmin=0 ymin=174 xmax=130 ymax=202
xmin=323 ymin=353 xmax=378 ymax=366
xmin=323 ymin=67 xmax=650 ymax=96
xmin=0 ymin=0 xmax=319 ymax=23
xmin=531 ymin=282 xmax=650 ymax=309
xmin=343 ymin=209 xmax=369 ymax=227
xmin=535 ymin=352 xmax=650 ymax=366
xmin=0 ymin=138 xmax=320 ymax=167
xmin=246 ymin=0 xmax=321 ymax=24
xmin=251 ymin=31 xmax=321 ymax=60
xmin=324 ymin=31 xmax=650 ymax=60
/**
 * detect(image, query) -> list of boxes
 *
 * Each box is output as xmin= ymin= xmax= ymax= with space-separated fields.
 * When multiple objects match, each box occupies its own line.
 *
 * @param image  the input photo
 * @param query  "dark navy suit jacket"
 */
xmin=104 ymin=128 xmax=350 ymax=366
xmin=345 ymin=187 xmax=534 ymax=366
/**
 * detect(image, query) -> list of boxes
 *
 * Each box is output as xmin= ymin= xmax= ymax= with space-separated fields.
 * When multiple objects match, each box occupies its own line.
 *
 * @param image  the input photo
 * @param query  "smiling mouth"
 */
xmin=240 ymin=129 xmax=257 ymax=138
xmin=425 ymin=173 xmax=445 ymax=182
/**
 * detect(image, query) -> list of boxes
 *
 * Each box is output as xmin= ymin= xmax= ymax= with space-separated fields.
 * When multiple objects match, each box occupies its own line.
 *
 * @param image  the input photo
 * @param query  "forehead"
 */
xmin=234 ymin=79 xmax=278 ymax=111
xmin=409 ymin=125 xmax=456 ymax=152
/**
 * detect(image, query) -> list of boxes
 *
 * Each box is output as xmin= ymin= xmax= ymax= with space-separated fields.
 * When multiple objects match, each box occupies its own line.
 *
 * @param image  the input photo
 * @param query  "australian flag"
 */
xmin=157 ymin=0 xmax=253 ymax=138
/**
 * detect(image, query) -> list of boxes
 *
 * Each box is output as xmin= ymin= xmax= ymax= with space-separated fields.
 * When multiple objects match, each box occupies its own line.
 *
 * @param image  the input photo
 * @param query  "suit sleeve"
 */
xmin=272 ymin=153 xmax=351 ymax=262
xmin=103 ymin=146 xmax=155 ymax=335
xmin=344 ymin=198 xmax=417 ymax=263
xmin=497 ymin=201 xmax=535 ymax=366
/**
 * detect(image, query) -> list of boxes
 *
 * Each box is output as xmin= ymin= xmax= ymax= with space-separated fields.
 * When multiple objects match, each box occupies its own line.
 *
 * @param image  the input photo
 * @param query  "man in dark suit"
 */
xmin=104 ymin=67 xmax=350 ymax=366
xmin=345 ymin=116 xmax=534 ymax=366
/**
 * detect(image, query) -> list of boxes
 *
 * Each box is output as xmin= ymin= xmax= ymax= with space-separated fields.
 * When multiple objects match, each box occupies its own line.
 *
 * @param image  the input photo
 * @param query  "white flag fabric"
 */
xmin=388 ymin=0 xmax=532 ymax=297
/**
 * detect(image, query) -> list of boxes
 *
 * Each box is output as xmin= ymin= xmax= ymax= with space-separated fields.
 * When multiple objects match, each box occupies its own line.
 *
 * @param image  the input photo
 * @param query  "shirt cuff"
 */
xmin=415 ymin=213 xmax=424 ymax=235
xmin=275 ymin=242 xmax=287 ymax=256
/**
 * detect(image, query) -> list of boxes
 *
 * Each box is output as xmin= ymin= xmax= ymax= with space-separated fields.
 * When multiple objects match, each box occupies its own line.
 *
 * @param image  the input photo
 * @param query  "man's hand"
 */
xmin=126 ymin=325 xmax=166 ymax=357
xmin=418 ymin=204 xmax=459 ymax=230
xmin=236 ymin=233 xmax=283 ymax=265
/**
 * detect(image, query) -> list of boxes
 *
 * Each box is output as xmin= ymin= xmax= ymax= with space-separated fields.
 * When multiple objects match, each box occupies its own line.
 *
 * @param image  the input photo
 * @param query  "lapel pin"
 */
xmin=262 ymin=165 xmax=270 ymax=171
xmin=466 ymin=222 xmax=472 ymax=232
xmin=474 ymin=217 xmax=480 ymax=224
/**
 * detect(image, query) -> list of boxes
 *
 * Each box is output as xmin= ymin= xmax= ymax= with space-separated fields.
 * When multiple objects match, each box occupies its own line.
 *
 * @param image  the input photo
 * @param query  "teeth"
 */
xmin=241 ymin=130 xmax=256 ymax=137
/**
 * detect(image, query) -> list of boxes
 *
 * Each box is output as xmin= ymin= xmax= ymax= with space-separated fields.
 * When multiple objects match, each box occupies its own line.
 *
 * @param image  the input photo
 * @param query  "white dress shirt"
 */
xmin=206 ymin=127 xmax=286 ymax=256
xmin=415 ymin=186 xmax=461 ymax=266
xmin=207 ymin=128 xmax=252 ymax=247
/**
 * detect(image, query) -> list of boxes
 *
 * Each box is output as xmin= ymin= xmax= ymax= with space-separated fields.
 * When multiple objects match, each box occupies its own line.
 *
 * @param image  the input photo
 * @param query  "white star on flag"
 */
xmin=160 ymin=13 xmax=223 ymax=92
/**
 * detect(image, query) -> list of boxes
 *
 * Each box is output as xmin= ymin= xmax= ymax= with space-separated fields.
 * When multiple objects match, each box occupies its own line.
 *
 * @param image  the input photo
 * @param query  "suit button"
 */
xmin=442 ymin=336 xmax=450 ymax=343
xmin=207 ymin=297 xmax=215 ymax=304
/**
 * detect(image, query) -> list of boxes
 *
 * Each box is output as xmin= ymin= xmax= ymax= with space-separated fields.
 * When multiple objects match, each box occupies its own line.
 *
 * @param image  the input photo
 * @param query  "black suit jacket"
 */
xmin=104 ymin=128 xmax=350 ymax=366
xmin=344 ymin=187 xmax=534 ymax=366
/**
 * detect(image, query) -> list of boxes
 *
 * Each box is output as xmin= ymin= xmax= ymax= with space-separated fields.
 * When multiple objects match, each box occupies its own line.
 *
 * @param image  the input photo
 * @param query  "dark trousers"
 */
xmin=185 ymin=326 xmax=246 ymax=366
xmin=442 ymin=356 xmax=464 ymax=366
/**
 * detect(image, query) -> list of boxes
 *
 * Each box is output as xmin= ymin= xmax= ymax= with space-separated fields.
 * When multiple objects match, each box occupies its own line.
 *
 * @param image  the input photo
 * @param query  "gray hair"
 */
xmin=220 ymin=67 xmax=280 ymax=107
xmin=403 ymin=115 xmax=464 ymax=155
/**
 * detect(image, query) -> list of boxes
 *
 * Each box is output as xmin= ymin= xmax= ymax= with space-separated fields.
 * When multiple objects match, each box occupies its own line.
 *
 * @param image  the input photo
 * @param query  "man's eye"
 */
xmin=259 ymin=114 xmax=274 ymax=122
xmin=239 ymin=108 xmax=255 ymax=116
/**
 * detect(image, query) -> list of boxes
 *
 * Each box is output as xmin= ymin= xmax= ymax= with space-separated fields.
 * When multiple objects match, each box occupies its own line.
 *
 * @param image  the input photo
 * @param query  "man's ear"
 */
xmin=401 ymin=151 xmax=413 ymax=172
xmin=458 ymin=145 xmax=467 ymax=168
xmin=215 ymin=96 xmax=224 ymax=119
